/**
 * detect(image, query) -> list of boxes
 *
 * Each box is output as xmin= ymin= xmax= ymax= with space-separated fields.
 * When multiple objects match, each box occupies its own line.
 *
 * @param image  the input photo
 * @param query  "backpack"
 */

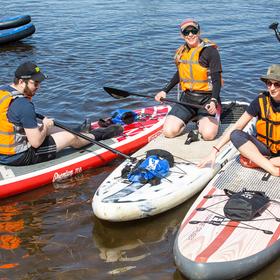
xmin=223 ymin=189 xmax=270 ymax=221
xmin=98 ymin=109 xmax=138 ymax=127
xmin=122 ymin=149 xmax=174 ymax=186
xmin=111 ymin=109 xmax=138 ymax=125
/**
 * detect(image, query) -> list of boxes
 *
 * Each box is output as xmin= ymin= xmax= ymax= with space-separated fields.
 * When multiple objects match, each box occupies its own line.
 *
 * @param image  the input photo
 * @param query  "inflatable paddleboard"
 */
xmin=174 ymin=154 xmax=280 ymax=280
xmin=0 ymin=105 xmax=169 ymax=199
xmin=93 ymin=101 xmax=254 ymax=222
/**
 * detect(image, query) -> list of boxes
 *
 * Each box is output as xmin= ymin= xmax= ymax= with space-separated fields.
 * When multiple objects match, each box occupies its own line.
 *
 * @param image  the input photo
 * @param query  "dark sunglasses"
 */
xmin=266 ymin=80 xmax=280 ymax=88
xmin=181 ymin=28 xmax=199 ymax=36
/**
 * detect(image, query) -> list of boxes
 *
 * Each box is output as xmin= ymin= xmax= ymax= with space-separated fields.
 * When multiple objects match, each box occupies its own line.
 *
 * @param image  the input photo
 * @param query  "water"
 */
xmin=0 ymin=0 xmax=279 ymax=279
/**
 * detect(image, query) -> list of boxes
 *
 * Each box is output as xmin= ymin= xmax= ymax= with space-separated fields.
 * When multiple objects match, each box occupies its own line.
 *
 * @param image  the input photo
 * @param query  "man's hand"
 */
xmin=155 ymin=91 xmax=166 ymax=102
xmin=42 ymin=117 xmax=54 ymax=131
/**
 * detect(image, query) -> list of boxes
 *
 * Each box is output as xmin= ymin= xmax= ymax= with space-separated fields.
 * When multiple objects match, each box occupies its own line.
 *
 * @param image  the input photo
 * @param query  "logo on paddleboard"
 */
xmin=52 ymin=167 xmax=83 ymax=182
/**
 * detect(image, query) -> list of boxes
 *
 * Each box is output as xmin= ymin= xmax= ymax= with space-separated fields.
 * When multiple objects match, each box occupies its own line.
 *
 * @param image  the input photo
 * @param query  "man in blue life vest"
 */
xmin=0 ymin=61 xmax=123 ymax=166
xmin=155 ymin=19 xmax=223 ymax=140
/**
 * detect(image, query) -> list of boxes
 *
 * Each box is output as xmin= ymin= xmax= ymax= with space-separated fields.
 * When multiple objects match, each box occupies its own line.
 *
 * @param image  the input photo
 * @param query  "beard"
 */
xmin=23 ymin=83 xmax=35 ymax=98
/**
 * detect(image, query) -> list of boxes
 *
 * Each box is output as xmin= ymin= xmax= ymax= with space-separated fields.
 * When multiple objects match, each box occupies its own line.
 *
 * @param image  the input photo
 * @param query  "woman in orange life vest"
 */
xmin=0 ymin=62 xmax=123 ymax=166
xmin=155 ymin=19 xmax=223 ymax=140
xmin=198 ymin=64 xmax=280 ymax=177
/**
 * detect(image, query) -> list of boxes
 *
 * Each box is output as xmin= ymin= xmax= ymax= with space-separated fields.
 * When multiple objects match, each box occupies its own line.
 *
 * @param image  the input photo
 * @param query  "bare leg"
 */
xmin=239 ymin=141 xmax=280 ymax=176
xmin=198 ymin=116 xmax=219 ymax=140
xmin=162 ymin=115 xmax=186 ymax=138
xmin=50 ymin=131 xmax=94 ymax=152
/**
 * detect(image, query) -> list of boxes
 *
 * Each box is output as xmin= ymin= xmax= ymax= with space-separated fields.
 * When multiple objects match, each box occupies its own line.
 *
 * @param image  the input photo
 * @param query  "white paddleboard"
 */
xmin=93 ymin=101 xmax=254 ymax=222
xmin=174 ymin=155 xmax=280 ymax=280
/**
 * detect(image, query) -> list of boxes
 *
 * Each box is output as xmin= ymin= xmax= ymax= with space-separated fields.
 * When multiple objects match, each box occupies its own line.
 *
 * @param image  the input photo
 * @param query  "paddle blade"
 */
xmin=103 ymin=87 xmax=130 ymax=99
xmin=269 ymin=22 xmax=278 ymax=30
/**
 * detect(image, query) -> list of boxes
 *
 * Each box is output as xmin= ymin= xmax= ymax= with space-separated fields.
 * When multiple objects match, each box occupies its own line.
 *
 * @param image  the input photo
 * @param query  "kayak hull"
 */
xmin=0 ymin=15 xmax=31 ymax=30
xmin=0 ymin=23 xmax=35 ymax=45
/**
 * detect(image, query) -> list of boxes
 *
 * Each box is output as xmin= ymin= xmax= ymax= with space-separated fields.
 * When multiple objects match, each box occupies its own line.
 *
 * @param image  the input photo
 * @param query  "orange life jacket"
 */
xmin=256 ymin=92 xmax=280 ymax=154
xmin=174 ymin=38 xmax=218 ymax=92
xmin=0 ymin=89 xmax=30 ymax=155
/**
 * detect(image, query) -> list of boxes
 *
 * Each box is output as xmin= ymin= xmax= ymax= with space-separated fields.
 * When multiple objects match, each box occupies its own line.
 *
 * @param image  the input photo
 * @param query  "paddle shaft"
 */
xmin=36 ymin=113 xmax=134 ymax=161
xmin=103 ymin=87 xmax=205 ymax=110
xmin=128 ymin=91 xmax=205 ymax=109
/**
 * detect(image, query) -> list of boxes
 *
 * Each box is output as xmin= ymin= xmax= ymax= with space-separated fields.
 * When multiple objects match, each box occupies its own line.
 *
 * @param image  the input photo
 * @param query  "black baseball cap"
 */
xmin=15 ymin=61 xmax=47 ymax=82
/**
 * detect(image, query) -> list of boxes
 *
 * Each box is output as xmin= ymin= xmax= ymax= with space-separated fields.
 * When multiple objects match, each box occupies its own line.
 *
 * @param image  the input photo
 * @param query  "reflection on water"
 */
xmin=0 ymin=42 xmax=34 ymax=53
xmin=92 ymin=197 xmax=196 ymax=278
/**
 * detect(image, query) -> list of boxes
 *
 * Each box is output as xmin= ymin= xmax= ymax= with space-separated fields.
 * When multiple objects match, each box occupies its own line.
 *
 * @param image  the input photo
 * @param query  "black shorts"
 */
xmin=9 ymin=136 xmax=57 ymax=166
xmin=168 ymin=92 xmax=221 ymax=124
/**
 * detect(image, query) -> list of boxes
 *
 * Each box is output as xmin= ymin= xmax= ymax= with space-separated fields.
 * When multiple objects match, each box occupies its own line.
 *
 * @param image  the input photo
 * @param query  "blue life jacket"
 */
xmin=127 ymin=155 xmax=170 ymax=184
xmin=111 ymin=109 xmax=138 ymax=125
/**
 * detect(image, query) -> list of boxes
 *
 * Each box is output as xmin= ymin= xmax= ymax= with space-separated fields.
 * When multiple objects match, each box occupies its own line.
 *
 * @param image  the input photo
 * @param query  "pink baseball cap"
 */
xmin=180 ymin=19 xmax=200 ymax=31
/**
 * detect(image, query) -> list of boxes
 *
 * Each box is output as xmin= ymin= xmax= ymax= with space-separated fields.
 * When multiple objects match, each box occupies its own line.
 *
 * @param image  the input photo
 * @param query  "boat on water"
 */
xmin=0 ymin=105 xmax=170 ymax=199
xmin=0 ymin=23 xmax=35 ymax=45
xmin=92 ymin=100 xmax=255 ymax=222
xmin=0 ymin=15 xmax=31 ymax=30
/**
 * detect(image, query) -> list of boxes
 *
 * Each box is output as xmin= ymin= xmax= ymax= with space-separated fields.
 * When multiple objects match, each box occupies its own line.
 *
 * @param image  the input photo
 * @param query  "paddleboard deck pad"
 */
xmin=93 ymin=101 xmax=254 ymax=222
xmin=174 ymin=155 xmax=280 ymax=280
xmin=0 ymin=105 xmax=169 ymax=199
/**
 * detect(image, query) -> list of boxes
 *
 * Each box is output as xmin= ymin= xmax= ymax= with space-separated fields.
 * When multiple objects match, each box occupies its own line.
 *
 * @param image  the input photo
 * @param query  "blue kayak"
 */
xmin=0 ymin=15 xmax=31 ymax=30
xmin=0 ymin=23 xmax=35 ymax=45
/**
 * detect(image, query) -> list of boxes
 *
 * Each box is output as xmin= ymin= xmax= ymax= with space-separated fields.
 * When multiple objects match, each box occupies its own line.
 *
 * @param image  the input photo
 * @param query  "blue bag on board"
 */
xmin=127 ymin=155 xmax=170 ymax=184
xmin=111 ymin=109 xmax=138 ymax=125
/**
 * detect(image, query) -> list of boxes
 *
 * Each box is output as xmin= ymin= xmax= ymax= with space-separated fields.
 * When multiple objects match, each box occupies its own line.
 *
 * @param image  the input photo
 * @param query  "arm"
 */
xmin=197 ymin=111 xmax=254 ymax=168
xmin=162 ymin=71 xmax=180 ymax=93
xmin=24 ymin=117 xmax=54 ymax=148
xmin=200 ymin=47 xmax=222 ymax=114
xmin=155 ymin=71 xmax=179 ymax=102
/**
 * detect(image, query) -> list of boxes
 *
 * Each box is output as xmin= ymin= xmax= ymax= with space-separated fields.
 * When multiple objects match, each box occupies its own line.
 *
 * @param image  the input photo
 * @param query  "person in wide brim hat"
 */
xmin=198 ymin=64 xmax=280 ymax=177
xmin=260 ymin=64 xmax=280 ymax=83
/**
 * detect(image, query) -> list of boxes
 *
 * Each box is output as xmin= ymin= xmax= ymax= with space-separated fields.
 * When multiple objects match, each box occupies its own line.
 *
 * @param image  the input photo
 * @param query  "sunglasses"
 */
xmin=266 ymin=80 xmax=280 ymax=88
xmin=28 ymin=80 xmax=41 ymax=87
xmin=181 ymin=28 xmax=199 ymax=36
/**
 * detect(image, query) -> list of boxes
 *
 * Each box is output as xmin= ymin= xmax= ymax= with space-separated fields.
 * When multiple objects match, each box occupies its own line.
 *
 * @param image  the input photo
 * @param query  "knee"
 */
xmin=230 ymin=129 xmax=242 ymax=146
xmin=163 ymin=127 xmax=179 ymax=138
xmin=200 ymin=128 xmax=217 ymax=141
xmin=201 ymin=131 xmax=216 ymax=141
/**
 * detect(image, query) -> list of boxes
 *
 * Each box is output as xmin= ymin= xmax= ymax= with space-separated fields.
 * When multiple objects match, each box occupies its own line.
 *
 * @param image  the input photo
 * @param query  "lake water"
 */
xmin=0 ymin=0 xmax=279 ymax=279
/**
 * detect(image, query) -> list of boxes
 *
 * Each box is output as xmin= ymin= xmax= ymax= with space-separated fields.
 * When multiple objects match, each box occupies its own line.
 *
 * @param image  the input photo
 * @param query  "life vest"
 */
xmin=256 ymin=92 xmax=280 ymax=154
xmin=0 ymin=89 xmax=30 ymax=155
xmin=174 ymin=38 xmax=218 ymax=92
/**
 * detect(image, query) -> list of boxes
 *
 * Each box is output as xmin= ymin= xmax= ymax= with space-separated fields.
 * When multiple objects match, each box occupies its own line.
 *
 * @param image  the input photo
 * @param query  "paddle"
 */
xmin=269 ymin=22 xmax=280 ymax=42
xmin=36 ymin=113 xmax=135 ymax=162
xmin=103 ymin=87 xmax=205 ymax=109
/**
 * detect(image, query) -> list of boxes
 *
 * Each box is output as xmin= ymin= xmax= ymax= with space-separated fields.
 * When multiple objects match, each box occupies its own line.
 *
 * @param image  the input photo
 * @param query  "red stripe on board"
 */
xmin=0 ymin=120 xmax=164 ymax=199
xmin=179 ymin=187 xmax=216 ymax=233
xmin=195 ymin=220 xmax=239 ymax=263
xmin=267 ymin=222 xmax=280 ymax=247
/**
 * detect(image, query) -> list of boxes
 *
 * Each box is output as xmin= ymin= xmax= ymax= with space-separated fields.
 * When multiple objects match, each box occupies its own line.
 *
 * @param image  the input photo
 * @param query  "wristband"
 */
xmin=210 ymin=98 xmax=218 ymax=108
xmin=213 ymin=146 xmax=220 ymax=152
